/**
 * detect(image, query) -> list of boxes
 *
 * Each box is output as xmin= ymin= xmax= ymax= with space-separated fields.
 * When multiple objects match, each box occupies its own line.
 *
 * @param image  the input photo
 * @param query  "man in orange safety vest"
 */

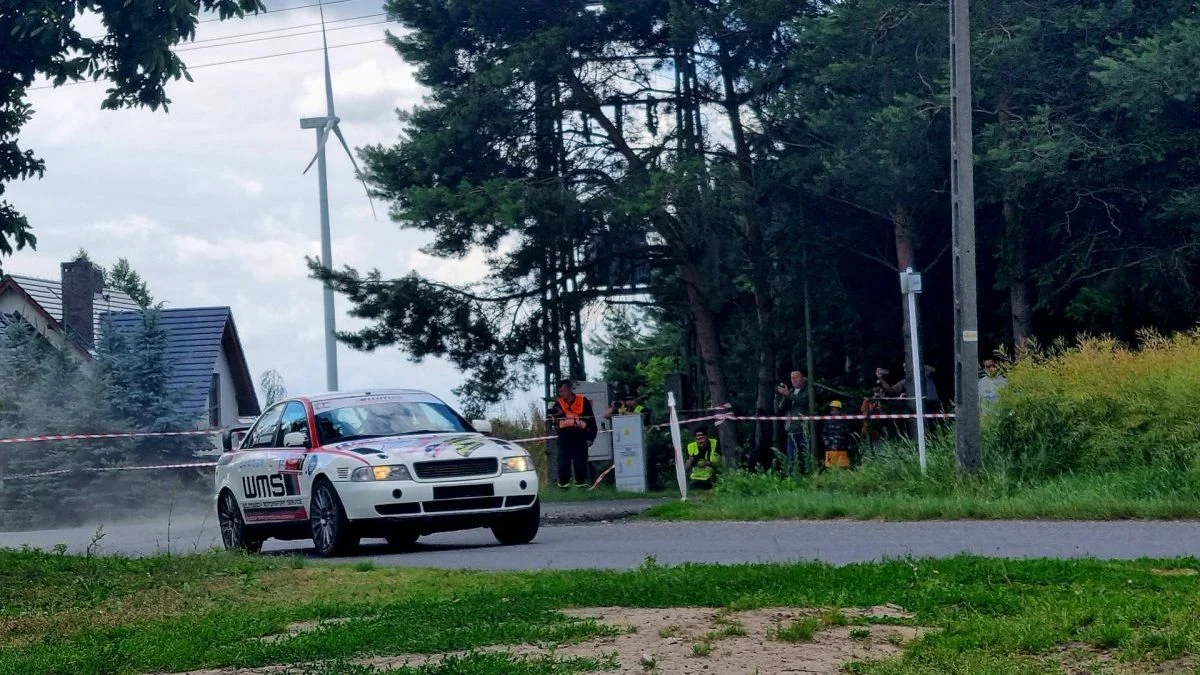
xmin=547 ymin=379 xmax=598 ymax=488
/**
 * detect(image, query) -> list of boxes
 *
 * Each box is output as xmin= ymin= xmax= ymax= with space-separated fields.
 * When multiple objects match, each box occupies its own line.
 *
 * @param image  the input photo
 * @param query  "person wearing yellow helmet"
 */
xmin=821 ymin=400 xmax=854 ymax=469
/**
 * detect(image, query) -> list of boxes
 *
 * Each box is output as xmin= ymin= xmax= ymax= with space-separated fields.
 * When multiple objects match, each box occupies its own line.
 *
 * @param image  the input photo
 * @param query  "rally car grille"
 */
xmin=412 ymin=457 xmax=498 ymax=480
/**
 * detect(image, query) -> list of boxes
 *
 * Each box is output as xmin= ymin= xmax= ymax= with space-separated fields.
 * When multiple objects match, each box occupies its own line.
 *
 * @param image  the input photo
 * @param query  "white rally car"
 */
xmin=214 ymin=389 xmax=540 ymax=556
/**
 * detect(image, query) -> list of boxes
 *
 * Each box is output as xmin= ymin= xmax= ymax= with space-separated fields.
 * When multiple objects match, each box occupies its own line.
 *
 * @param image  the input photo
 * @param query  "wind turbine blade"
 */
xmin=302 ymin=127 xmax=331 ymax=175
xmin=302 ymin=151 xmax=319 ymax=175
xmin=320 ymin=2 xmax=335 ymax=117
xmin=332 ymin=124 xmax=378 ymax=220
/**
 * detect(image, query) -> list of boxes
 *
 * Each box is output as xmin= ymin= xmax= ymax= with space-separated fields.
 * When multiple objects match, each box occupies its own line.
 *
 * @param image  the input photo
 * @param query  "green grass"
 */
xmin=648 ymin=433 xmax=1200 ymax=521
xmin=4 ymin=549 xmax=1200 ymax=673
xmin=773 ymin=617 xmax=821 ymax=642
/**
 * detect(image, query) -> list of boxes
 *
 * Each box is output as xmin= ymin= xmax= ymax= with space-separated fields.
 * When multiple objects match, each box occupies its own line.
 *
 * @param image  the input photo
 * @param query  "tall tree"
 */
xmin=971 ymin=0 xmax=1199 ymax=348
xmin=95 ymin=311 xmax=203 ymax=462
xmin=0 ymin=0 xmax=264 ymax=272
xmin=315 ymin=0 xmax=805 ymax=460
xmin=105 ymin=258 xmax=154 ymax=309
xmin=763 ymin=0 xmax=950 ymax=391
xmin=259 ymin=369 xmax=288 ymax=407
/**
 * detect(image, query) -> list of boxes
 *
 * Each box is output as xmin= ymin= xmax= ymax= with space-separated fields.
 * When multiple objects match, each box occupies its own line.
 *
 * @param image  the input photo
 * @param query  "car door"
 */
xmin=233 ymin=402 xmax=285 ymax=523
xmin=269 ymin=401 xmax=313 ymax=522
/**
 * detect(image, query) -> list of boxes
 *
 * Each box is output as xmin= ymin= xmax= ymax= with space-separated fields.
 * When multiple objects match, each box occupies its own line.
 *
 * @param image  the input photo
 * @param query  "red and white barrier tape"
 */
xmin=0 ymin=429 xmax=218 ymax=445
xmin=0 ymin=410 xmax=955 ymax=479
xmin=2 ymin=461 xmax=217 ymax=481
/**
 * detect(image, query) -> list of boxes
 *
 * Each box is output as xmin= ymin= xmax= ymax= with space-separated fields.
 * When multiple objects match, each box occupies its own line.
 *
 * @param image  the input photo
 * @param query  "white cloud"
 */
xmin=90 ymin=215 xmax=163 ymax=240
xmin=3 ymin=6 xmax=539 ymax=411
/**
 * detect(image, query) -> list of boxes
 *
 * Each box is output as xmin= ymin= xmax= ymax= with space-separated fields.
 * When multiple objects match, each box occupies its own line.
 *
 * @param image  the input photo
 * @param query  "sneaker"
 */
xmin=557 ymin=482 xmax=571 ymax=489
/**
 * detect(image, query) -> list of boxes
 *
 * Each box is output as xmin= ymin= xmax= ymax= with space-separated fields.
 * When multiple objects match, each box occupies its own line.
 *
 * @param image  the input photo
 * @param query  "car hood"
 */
xmin=323 ymin=432 xmax=526 ymax=464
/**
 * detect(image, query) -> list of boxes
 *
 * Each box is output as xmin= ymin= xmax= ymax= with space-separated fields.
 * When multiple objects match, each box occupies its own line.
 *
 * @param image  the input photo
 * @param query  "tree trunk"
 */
xmin=1004 ymin=198 xmax=1033 ymax=350
xmin=996 ymin=98 xmax=1032 ymax=352
xmin=680 ymin=260 xmax=738 ymax=467
xmin=893 ymin=203 xmax=917 ymax=388
xmin=717 ymin=39 xmax=771 ymax=467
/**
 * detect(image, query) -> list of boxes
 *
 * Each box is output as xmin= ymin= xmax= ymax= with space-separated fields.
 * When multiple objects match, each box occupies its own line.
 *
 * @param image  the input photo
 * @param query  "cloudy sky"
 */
xmin=6 ymin=0 xmax=550 ymax=415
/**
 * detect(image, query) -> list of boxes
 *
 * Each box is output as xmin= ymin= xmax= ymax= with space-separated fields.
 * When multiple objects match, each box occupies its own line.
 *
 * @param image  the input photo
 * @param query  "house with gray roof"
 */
xmin=0 ymin=259 xmax=260 ymax=429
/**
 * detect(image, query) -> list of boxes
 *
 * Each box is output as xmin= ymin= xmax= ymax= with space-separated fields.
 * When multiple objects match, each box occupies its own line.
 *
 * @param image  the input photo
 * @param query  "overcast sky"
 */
xmin=4 ymin=0 xmax=556 ymax=416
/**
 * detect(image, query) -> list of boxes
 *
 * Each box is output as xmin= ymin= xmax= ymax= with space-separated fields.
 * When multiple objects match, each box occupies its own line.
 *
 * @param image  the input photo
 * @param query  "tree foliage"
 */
xmin=258 ymin=369 xmax=287 ymax=407
xmin=106 ymin=258 xmax=154 ymax=309
xmin=0 ymin=0 xmax=264 ymax=272
xmin=321 ymin=0 xmax=1200 ymax=451
xmin=0 ymin=310 xmax=206 ymax=527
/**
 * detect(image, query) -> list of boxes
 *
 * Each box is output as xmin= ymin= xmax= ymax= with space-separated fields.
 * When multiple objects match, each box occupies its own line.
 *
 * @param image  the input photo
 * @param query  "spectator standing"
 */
xmin=978 ymin=359 xmax=1008 ymax=416
xmin=821 ymin=401 xmax=855 ymax=468
xmin=547 ymin=379 xmax=598 ymax=488
xmin=775 ymin=369 xmax=810 ymax=474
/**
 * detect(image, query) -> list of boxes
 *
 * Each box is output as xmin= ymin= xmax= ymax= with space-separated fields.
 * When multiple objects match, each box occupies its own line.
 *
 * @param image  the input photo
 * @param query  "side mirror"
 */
xmin=223 ymin=426 xmax=250 ymax=452
xmin=282 ymin=431 xmax=309 ymax=448
xmin=472 ymin=419 xmax=492 ymax=435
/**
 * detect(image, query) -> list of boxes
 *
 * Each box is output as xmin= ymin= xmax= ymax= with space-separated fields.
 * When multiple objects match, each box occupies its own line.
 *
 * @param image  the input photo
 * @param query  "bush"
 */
xmin=988 ymin=331 xmax=1200 ymax=479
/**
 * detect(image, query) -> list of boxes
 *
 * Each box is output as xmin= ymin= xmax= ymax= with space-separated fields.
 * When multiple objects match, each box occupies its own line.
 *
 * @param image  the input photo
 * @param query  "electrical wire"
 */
xmin=198 ymin=0 xmax=364 ymax=24
xmin=188 ymin=12 xmax=385 ymax=44
xmin=187 ymin=37 xmax=384 ymax=68
xmin=176 ymin=18 xmax=388 ymax=52
xmin=26 ymin=38 xmax=387 ymax=90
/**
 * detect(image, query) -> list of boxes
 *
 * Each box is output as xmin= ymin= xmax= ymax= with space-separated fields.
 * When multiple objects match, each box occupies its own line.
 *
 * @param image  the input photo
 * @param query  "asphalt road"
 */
xmin=2 ymin=503 xmax=1199 ymax=569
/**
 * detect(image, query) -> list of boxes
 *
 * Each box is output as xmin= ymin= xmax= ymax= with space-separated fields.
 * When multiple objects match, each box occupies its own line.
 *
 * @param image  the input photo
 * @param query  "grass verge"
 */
xmin=3 ymin=548 xmax=1200 ymax=673
xmin=539 ymin=484 xmax=673 ymax=503
xmin=648 ymin=433 xmax=1200 ymax=521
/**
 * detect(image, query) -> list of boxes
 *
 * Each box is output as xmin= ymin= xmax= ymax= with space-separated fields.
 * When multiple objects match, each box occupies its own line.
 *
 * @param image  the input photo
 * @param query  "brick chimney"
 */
xmin=61 ymin=259 xmax=105 ymax=347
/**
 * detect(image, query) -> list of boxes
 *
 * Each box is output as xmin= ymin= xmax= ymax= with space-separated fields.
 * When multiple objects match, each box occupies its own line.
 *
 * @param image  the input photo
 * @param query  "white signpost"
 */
xmin=611 ymin=414 xmax=647 ymax=493
xmin=667 ymin=392 xmax=688 ymax=500
xmin=900 ymin=267 xmax=928 ymax=474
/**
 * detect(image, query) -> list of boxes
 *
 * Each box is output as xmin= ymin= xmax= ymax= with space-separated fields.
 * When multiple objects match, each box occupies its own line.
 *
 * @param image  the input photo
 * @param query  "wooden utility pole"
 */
xmin=950 ymin=0 xmax=982 ymax=471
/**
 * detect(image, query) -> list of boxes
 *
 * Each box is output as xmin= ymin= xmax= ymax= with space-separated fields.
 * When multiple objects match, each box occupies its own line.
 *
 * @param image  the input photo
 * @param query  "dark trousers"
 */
xmin=557 ymin=434 xmax=588 ymax=485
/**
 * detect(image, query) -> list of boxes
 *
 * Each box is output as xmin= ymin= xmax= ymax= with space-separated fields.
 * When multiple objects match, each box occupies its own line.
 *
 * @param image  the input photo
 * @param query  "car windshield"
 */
xmin=314 ymin=399 xmax=471 ymax=446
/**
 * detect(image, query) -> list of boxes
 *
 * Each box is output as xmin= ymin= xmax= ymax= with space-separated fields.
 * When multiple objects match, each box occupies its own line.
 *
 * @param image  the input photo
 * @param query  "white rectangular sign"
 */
xmin=611 ymin=413 xmax=647 ymax=493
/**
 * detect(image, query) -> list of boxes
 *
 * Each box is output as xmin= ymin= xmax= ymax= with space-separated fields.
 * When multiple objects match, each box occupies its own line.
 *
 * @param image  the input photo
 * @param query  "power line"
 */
xmin=198 ymin=0 xmax=363 ymax=24
xmin=186 ymin=12 xmax=385 ymax=45
xmin=27 ymin=38 xmax=387 ymax=90
xmin=176 ymin=18 xmax=388 ymax=52
xmin=83 ymin=0 xmax=375 ymax=41
xmin=189 ymin=37 xmax=384 ymax=68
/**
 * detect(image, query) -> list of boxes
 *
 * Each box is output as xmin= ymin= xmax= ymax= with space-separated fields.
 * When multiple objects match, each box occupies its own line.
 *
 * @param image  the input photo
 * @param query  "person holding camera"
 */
xmin=775 ymin=369 xmax=810 ymax=474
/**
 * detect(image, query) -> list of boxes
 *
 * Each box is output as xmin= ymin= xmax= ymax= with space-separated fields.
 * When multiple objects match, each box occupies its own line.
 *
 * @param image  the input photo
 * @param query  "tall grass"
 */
xmin=652 ymin=331 xmax=1200 ymax=520
xmin=987 ymin=330 xmax=1200 ymax=481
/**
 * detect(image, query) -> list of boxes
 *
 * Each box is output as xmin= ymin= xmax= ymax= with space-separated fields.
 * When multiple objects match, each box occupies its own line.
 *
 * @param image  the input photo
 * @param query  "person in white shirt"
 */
xmin=978 ymin=359 xmax=1008 ymax=415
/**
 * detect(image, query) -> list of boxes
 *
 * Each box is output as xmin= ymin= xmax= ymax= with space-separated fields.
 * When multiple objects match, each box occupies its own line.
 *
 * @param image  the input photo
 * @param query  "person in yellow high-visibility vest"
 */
xmin=685 ymin=428 xmax=720 ymax=489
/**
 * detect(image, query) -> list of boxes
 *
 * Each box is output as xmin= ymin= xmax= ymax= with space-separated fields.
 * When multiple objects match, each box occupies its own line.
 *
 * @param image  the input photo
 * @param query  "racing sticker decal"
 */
xmin=430 ymin=436 xmax=486 ymax=457
xmin=242 ymin=473 xmax=300 ymax=499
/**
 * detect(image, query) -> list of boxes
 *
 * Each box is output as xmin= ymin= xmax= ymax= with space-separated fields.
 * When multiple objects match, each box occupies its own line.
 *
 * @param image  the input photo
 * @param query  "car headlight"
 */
xmin=351 ymin=464 xmax=413 ymax=482
xmin=502 ymin=456 xmax=533 ymax=473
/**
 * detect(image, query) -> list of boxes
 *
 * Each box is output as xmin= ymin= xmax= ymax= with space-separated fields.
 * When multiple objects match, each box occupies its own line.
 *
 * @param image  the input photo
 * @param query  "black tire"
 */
xmin=309 ymin=479 xmax=358 ymax=557
xmin=491 ymin=498 xmax=540 ymax=545
xmin=217 ymin=490 xmax=263 ymax=554
xmin=384 ymin=529 xmax=420 ymax=550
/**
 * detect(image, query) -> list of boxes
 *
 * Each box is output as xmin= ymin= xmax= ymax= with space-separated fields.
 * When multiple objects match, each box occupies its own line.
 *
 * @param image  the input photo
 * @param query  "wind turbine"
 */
xmin=300 ymin=2 xmax=375 ymax=392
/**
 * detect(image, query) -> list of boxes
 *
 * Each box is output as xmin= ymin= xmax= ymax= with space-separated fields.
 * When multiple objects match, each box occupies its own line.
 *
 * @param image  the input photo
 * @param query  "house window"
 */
xmin=208 ymin=373 xmax=220 ymax=428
